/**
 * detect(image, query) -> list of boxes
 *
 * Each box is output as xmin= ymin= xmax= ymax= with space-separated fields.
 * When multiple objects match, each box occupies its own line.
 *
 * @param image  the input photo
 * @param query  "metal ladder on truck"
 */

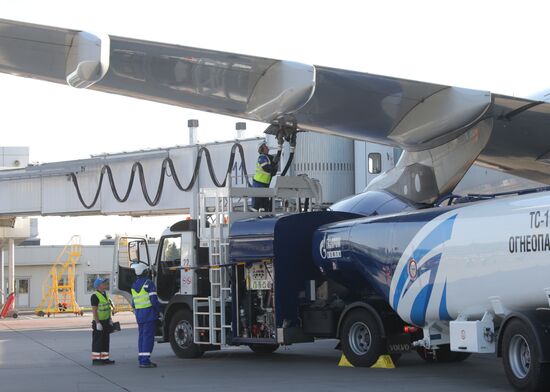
xmin=193 ymin=188 xmax=233 ymax=346
xmin=192 ymin=177 xmax=323 ymax=346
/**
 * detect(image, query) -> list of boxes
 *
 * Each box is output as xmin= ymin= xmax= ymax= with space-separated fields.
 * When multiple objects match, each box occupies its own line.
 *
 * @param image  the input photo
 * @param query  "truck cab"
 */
xmin=112 ymin=220 xmax=213 ymax=357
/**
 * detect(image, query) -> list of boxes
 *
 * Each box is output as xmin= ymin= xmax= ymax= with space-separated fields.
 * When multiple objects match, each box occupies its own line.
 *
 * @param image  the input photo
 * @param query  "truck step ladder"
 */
xmin=192 ymin=178 xmax=322 ymax=345
xmin=193 ymin=189 xmax=232 ymax=345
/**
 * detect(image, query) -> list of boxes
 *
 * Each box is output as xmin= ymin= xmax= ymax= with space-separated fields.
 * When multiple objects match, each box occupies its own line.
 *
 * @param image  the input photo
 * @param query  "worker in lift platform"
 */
xmin=91 ymin=277 xmax=115 ymax=365
xmin=130 ymin=262 xmax=161 ymax=368
xmin=253 ymin=142 xmax=279 ymax=211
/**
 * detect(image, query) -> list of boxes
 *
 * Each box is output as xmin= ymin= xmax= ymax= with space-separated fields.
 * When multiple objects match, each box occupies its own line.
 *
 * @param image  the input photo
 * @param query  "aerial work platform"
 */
xmin=0 ymin=138 xmax=261 ymax=218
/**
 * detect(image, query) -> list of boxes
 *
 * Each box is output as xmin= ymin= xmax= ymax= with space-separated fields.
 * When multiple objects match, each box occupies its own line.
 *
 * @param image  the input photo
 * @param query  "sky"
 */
xmin=1 ymin=0 xmax=550 ymax=244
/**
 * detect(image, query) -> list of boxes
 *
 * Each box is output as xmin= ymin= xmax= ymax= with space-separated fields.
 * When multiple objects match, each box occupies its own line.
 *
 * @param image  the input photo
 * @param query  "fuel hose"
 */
xmin=70 ymin=142 xmax=296 ymax=209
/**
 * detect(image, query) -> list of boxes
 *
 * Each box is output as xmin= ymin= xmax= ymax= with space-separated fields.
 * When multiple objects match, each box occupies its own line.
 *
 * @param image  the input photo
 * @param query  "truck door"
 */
xmin=155 ymin=231 xmax=199 ymax=302
xmin=112 ymin=236 xmax=151 ymax=303
xmin=155 ymin=235 xmax=183 ymax=302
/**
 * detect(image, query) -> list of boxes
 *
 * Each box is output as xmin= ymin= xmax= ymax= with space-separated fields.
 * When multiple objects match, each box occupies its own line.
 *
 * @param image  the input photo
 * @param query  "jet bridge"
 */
xmin=0 ymin=138 xmax=262 ymax=218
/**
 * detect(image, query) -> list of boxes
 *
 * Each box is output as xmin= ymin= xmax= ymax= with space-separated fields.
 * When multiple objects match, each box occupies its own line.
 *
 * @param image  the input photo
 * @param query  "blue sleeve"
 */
xmin=258 ymin=155 xmax=272 ymax=172
xmin=146 ymin=280 xmax=161 ymax=313
xmin=258 ymin=155 xmax=269 ymax=165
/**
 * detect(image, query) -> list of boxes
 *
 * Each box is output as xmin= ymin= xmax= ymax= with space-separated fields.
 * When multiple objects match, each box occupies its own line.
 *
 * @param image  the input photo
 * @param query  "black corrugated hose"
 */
xmin=280 ymin=152 xmax=294 ymax=176
xmin=70 ymin=142 xmax=295 ymax=209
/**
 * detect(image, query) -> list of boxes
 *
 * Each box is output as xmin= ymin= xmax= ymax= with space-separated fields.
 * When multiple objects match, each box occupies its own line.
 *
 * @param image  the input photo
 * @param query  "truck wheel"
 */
xmin=169 ymin=309 xmax=203 ymax=359
xmin=502 ymin=319 xmax=550 ymax=391
xmin=249 ymin=344 xmax=279 ymax=355
xmin=417 ymin=345 xmax=470 ymax=363
xmin=340 ymin=309 xmax=384 ymax=367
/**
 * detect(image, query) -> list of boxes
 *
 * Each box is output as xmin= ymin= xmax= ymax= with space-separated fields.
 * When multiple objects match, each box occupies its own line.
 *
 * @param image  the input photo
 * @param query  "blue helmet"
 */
xmin=93 ymin=277 xmax=108 ymax=289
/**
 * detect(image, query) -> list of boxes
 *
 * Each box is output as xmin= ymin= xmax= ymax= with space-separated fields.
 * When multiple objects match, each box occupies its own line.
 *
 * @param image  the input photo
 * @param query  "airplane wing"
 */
xmin=0 ymin=18 xmax=492 ymax=148
xmin=2 ymin=18 xmax=550 ymax=203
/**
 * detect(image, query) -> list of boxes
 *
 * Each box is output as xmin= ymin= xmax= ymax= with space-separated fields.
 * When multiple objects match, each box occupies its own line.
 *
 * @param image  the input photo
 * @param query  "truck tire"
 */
xmin=417 ymin=345 xmax=470 ymax=363
xmin=340 ymin=308 xmax=384 ymax=367
xmin=169 ymin=309 xmax=203 ymax=359
xmin=248 ymin=344 xmax=279 ymax=355
xmin=502 ymin=319 xmax=550 ymax=391
xmin=249 ymin=344 xmax=279 ymax=355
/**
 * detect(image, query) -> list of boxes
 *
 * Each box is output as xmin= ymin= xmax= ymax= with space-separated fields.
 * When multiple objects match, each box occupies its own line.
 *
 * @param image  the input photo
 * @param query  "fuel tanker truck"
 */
xmin=114 ymin=186 xmax=550 ymax=392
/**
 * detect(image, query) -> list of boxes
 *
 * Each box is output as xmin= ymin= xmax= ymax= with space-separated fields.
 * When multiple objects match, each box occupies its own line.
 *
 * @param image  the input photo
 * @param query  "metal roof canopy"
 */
xmin=0 ymin=138 xmax=261 ymax=218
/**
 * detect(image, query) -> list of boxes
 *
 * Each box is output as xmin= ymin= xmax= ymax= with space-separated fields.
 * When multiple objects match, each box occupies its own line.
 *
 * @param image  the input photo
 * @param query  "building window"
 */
xmin=368 ymin=153 xmax=382 ymax=174
xmin=18 ymin=279 xmax=29 ymax=294
xmin=86 ymin=273 xmax=110 ymax=293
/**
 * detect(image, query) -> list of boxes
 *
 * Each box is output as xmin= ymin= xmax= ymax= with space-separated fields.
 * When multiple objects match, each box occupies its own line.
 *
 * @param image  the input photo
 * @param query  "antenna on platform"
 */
xmin=188 ymin=119 xmax=199 ymax=145
xmin=236 ymin=122 xmax=246 ymax=139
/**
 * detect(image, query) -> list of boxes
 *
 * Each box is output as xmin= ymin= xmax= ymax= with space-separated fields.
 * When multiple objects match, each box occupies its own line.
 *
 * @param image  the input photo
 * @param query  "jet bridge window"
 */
xmin=368 ymin=153 xmax=382 ymax=174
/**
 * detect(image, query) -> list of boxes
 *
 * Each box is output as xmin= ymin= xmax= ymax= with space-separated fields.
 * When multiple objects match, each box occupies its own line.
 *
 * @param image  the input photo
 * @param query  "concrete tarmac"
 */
xmin=0 ymin=313 xmax=511 ymax=392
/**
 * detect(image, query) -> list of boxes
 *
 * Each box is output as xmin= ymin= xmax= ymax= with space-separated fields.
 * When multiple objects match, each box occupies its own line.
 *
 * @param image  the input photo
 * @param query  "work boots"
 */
xmin=139 ymin=362 xmax=157 ymax=368
xmin=92 ymin=359 xmax=115 ymax=365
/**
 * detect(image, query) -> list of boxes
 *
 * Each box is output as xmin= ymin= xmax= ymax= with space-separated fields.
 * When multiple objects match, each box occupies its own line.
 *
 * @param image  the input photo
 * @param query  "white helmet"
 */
xmin=257 ymin=142 xmax=268 ymax=153
xmin=131 ymin=262 xmax=149 ymax=276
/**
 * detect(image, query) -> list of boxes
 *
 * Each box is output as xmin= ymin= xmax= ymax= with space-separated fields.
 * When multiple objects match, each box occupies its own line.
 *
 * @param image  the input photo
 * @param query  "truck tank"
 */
xmin=313 ymin=191 xmax=550 ymax=327
xmin=229 ymin=211 xmax=361 ymax=330
xmin=312 ymin=207 xmax=449 ymax=302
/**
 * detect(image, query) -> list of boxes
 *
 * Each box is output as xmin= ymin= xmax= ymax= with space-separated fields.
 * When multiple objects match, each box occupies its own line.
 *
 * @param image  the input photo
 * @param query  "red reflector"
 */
xmin=404 ymin=326 xmax=419 ymax=334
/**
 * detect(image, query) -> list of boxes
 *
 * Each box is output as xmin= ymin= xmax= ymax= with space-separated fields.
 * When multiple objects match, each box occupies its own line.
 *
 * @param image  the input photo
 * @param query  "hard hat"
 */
xmin=257 ymin=142 xmax=268 ymax=153
xmin=93 ymin=277 xmax=108 ymax=289
xmin=131 ymin=262 xmax=149 ymax=276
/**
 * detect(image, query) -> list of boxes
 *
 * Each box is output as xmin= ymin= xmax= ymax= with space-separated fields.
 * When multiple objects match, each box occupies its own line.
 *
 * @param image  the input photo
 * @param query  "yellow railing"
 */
xmin=35 ymin=236 xmax=83 ymax=317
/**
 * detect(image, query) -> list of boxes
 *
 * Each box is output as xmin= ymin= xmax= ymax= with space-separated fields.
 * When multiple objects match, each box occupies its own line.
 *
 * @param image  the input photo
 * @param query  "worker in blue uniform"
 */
xmin=130 ymin=262 xmax=161 ymax=368
xmin=253 ymin=142 xmax=278 ymax=211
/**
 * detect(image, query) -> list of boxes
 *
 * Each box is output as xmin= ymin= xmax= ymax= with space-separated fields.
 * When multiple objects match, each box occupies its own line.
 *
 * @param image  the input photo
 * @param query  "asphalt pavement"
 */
xmin=0 ymin=313 xmax=512 ymax=392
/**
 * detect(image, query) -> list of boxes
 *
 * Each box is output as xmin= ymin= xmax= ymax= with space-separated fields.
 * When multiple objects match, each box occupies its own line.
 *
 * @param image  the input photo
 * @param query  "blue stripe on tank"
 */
xmin=439 ymin=280 xmax=452 ymax=321
xmin=392 ymin=266 xmax=410 ymax=310
xmin=393 ymin=214 xmax=457 ymax=310
xmin=410 ymin=253 xmax=441 ymax=325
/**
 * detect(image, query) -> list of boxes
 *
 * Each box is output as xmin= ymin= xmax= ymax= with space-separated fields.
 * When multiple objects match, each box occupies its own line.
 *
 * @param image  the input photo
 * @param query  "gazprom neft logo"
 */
xmin=320 ymin=233 xmax=342 ymax=259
